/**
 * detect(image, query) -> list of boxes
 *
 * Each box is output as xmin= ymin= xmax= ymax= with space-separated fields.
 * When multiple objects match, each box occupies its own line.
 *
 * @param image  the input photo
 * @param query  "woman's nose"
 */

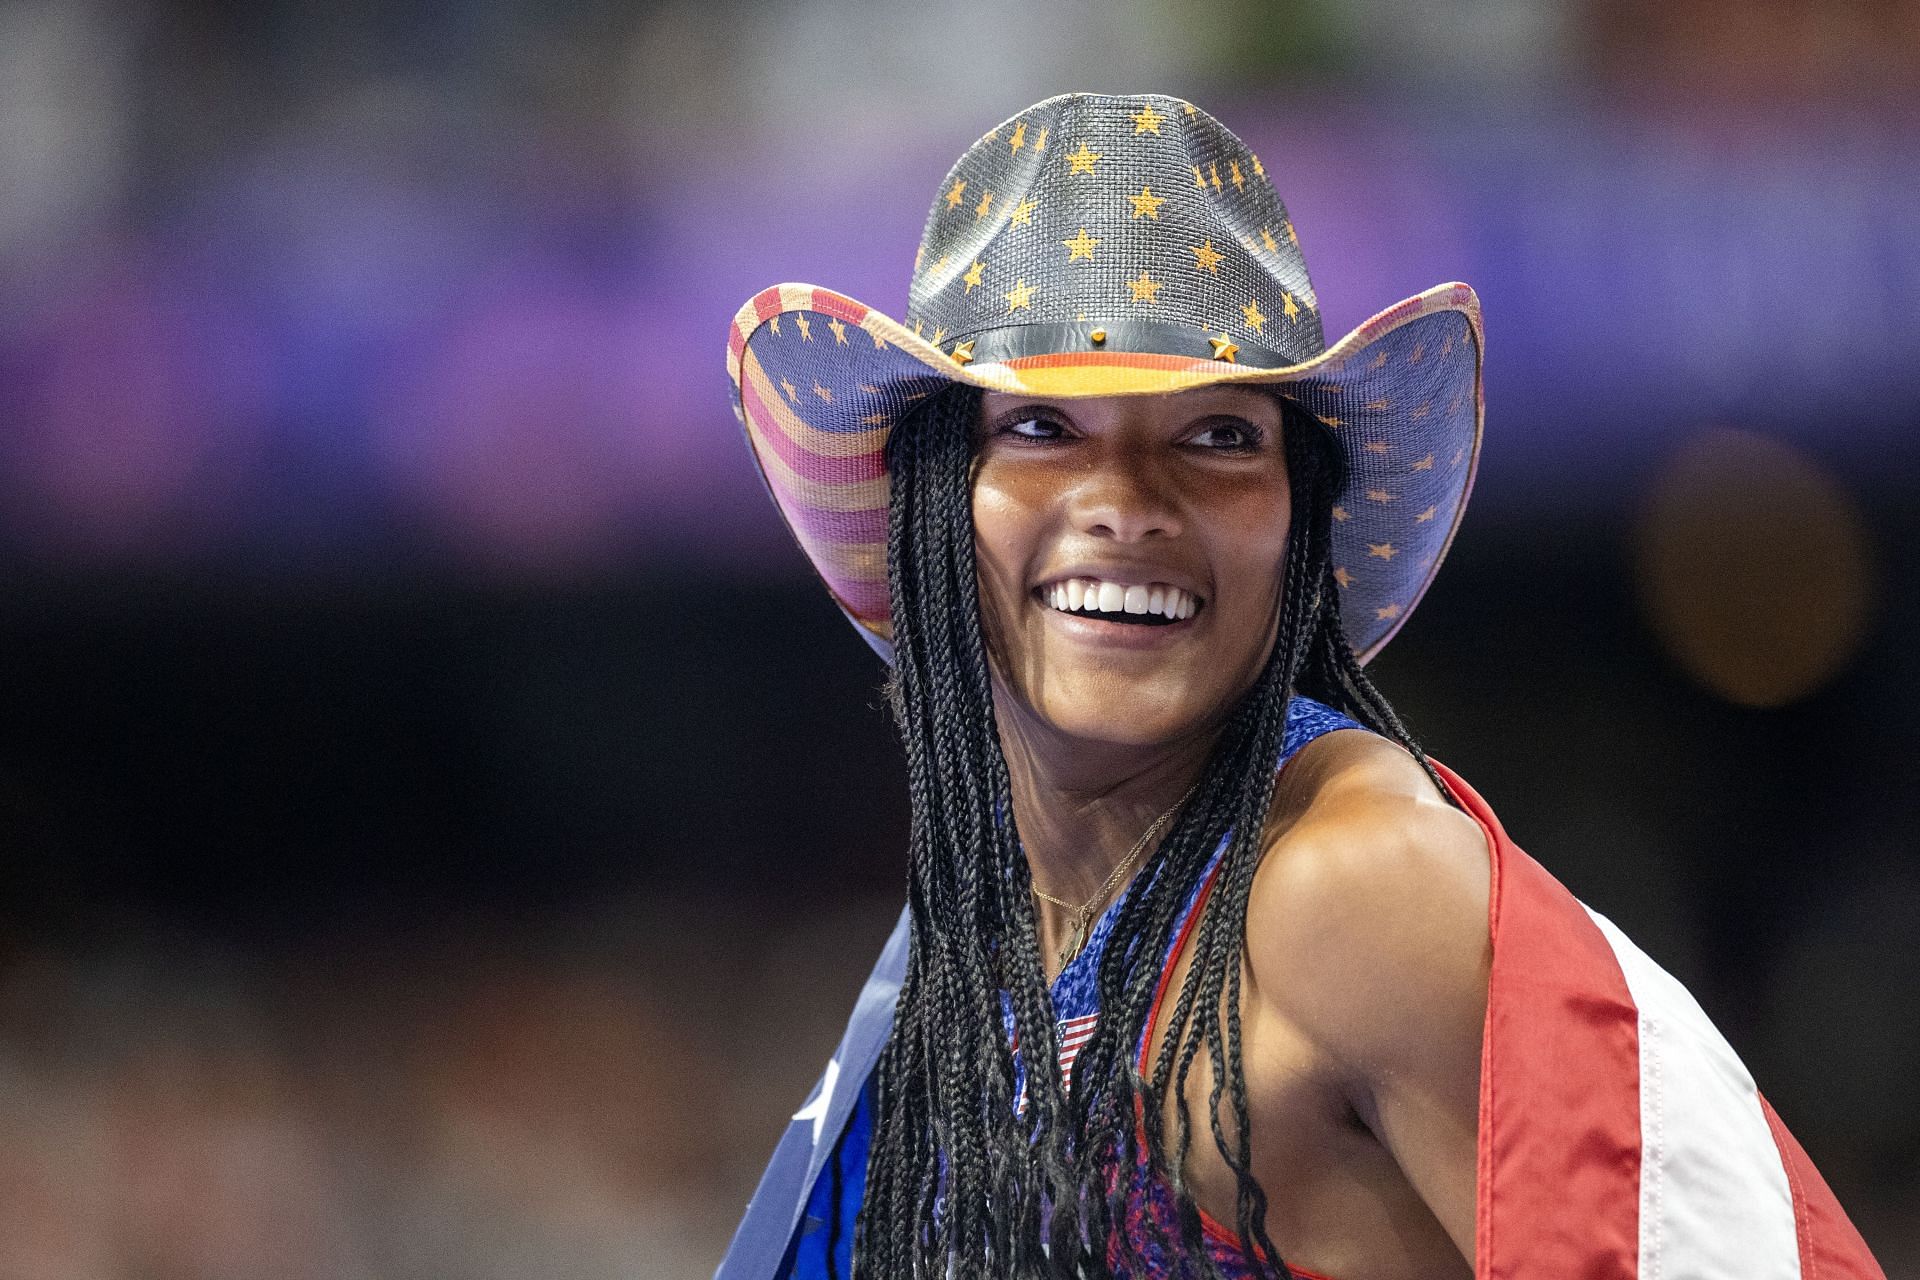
xmin=1068 ymin=452 xmax=1184 ymax=542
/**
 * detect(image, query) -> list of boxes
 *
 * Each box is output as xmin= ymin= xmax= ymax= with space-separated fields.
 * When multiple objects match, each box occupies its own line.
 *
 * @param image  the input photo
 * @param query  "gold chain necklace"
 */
xmin=1030 ymin=784 xmax=1199 ymax=970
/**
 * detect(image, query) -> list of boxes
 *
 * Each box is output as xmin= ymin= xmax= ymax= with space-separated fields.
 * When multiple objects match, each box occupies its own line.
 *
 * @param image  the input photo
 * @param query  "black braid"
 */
xmin=855 ymin=383 xmax=1455 ymax=1280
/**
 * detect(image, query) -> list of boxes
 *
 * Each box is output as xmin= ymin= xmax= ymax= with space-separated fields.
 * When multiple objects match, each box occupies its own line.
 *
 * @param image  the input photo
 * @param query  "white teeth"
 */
xmin=1043 ymin=578 xmax=1201 ymax=621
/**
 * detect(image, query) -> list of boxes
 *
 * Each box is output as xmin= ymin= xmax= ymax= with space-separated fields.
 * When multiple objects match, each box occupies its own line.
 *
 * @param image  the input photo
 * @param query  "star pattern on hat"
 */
xmin=1126 ymin=270 xmax=1161 ymax=304
xmin=1128 ymin=185 xmax=1167 ymax=220
xmin=1131 ymin=102 xmax=1166 ymax=134
xmin=732 ymin=96 xmax=1479 ymax=667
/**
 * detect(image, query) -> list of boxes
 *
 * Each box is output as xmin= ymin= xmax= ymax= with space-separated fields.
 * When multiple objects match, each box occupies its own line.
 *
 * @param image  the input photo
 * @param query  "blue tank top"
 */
xmin=783 ymin=694 xmax=1368 ymax=1279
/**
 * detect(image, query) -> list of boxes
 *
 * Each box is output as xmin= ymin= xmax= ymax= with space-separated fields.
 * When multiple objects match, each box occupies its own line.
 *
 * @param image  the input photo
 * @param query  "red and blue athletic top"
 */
xmin=783 ymin=694 xmax=1364 ymax=1279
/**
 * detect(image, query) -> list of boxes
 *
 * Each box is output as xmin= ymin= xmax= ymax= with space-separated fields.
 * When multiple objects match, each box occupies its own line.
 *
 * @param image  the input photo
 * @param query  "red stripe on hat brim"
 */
xmin=810 ymin=291 xmax=871 ymax=325
xmin=759 ymin=479 xmax=886 ymax=555
xmin=1005 ymin=349 xmax=1222 ymax=374
xmin=737 ymin=363 xmax=888 ymax=481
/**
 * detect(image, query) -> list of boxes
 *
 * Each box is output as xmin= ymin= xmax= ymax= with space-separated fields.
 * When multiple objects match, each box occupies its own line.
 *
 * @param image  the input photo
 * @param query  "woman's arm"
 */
xmin=1245 ymin=737 xmax=1493 ymax=1263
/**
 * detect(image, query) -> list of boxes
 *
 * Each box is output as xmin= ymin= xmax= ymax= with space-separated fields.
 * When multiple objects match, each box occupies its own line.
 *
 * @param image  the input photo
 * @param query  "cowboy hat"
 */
xmin=725 ymin=91 xmax=1482 ymax=663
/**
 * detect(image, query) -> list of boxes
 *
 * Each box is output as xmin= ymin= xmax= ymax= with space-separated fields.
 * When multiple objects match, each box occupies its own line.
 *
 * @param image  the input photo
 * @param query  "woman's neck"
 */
xmin=993 ymin=697 xmax=1220 ymax=973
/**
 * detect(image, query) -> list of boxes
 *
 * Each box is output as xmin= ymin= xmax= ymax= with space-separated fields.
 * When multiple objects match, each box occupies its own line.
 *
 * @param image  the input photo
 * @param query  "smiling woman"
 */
xmin=859 ymin=374 xmax=1475 ymax=1280
xmin=716 ymin=92 xmax=1884 ymax=1280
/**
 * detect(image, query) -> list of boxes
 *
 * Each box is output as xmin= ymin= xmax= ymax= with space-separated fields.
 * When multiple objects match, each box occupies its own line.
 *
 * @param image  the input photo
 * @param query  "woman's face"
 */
xmin=971 ymin=385 xmax=1295 ymax=753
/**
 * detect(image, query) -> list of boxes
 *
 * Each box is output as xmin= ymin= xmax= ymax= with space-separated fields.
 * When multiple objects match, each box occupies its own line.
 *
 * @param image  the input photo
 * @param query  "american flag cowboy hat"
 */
xmin=725 ymin=91 xmax=1484 ymax=662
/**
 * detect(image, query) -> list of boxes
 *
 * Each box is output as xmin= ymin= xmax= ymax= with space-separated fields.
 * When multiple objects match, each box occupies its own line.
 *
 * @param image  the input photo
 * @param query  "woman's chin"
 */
xmin=1020 ymin=686 xmax=1218 ymax=753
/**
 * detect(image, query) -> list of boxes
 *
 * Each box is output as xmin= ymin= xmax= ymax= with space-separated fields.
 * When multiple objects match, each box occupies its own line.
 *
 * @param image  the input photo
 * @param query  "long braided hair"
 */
xmin=854 ymin=382 xmax=1453 ymax=1279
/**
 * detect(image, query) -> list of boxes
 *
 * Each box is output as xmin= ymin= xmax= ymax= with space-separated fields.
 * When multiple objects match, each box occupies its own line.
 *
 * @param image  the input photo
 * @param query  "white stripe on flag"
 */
xmin=1584 ymin=907 xmax=1802 ymax=1280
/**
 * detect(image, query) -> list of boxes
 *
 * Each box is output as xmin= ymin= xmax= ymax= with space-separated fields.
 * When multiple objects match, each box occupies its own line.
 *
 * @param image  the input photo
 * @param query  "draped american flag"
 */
xmin=714 ymin=761 xmax=1886 ymax=1279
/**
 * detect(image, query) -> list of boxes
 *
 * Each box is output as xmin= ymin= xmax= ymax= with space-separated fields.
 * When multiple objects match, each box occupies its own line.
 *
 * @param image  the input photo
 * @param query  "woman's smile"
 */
xmin=1030 ymin=576 xmax=1205 ymax=654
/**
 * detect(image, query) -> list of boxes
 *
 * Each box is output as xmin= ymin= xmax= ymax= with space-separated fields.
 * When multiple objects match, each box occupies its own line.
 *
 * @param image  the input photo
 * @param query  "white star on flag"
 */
xmin=793 ymin=1057 xmax=840 ymax=1145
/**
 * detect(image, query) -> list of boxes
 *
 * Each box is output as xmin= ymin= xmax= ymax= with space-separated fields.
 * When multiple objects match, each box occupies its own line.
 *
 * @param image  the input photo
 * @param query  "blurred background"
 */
xmin=2 ymin=0 xmax=1917 ymax=1274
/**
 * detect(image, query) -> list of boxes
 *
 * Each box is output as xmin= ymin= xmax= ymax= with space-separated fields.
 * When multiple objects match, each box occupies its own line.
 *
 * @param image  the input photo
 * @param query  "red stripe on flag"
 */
xmin=752 ymin=287 xmax=784 ymax=321
xmin=1058 ymin=1015 xmax=1101 ymax=1090
xmin=1430 ymin=760 xmax=1641 ymax=1280
xmin=1759 ymin=1094 xmax=1887 ymax=1279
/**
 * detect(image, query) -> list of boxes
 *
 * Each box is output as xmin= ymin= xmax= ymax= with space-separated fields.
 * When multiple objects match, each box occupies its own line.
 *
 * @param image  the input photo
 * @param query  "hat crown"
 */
xmin=904 ymin=92 xmax=1326 ymax=364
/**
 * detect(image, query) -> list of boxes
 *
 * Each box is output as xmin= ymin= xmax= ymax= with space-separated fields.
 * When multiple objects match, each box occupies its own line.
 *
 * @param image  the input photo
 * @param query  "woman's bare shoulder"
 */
xmin=1246 ymin=729 xmax=1492 ymax=1075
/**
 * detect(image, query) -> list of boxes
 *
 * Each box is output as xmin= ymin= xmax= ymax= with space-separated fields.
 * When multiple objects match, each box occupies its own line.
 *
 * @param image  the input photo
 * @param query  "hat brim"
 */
xmin=725 ymin=281 xmax=1483 ymax=665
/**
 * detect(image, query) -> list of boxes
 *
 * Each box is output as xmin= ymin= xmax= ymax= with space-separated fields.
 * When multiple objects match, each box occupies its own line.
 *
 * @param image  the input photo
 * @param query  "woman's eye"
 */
xmin=1188 ymin=421 xmax=1263 ymax=451
xmin=1004 ymin=416 xmax=1066 ymax=441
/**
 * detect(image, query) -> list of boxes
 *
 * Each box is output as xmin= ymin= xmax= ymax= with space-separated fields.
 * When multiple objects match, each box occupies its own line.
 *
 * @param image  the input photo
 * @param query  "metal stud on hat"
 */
xmin=724 ymin=91 xmax=1484 ymax=664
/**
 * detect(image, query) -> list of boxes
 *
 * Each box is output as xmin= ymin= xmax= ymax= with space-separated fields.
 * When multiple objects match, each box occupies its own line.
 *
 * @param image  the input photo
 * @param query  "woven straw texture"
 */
xmin=724 ymin=93 xmax=1483 ymax=664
